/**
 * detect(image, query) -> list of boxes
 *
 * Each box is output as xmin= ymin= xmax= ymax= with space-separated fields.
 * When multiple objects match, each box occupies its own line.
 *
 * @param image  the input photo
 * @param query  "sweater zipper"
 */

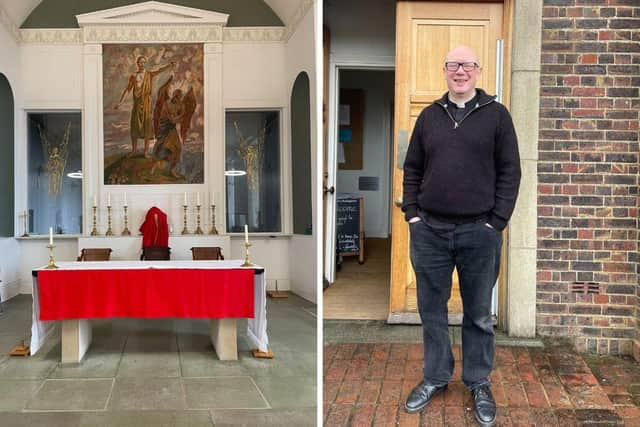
xmin=437 ymin=98 xmax=495 ymax=129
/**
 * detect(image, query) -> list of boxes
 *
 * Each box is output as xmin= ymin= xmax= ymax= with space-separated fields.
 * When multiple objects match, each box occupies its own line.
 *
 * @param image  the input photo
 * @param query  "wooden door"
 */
xmin=389 ymin=1 xmax=504 ymax=323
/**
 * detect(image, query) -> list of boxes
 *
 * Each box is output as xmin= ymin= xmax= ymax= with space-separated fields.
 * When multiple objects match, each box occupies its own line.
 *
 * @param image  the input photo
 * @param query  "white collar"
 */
xmin=448 ymin=90 xmax=476 ymax=108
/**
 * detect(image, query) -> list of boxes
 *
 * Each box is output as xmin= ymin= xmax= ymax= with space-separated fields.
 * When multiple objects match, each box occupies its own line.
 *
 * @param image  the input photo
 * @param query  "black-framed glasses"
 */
xmin=444 ymin=62 xmax=479 ymax=72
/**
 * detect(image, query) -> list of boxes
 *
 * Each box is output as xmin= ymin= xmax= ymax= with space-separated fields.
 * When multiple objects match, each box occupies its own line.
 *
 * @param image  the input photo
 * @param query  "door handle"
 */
xmin=394 ymin=197 xmax=402 ymax=207
xmin=323 ymin=185 xmax=335 ymax=195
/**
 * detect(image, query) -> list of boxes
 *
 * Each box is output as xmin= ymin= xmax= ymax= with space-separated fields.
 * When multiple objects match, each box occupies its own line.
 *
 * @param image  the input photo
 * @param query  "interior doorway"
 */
xmin=324 ymin=68 xmax=395 ymax=320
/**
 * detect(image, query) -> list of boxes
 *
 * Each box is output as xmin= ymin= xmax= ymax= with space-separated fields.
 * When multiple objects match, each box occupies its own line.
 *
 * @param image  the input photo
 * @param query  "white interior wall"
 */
xmin=0 ymin=18 xmax=22 ymax=301
xmin=337 ymin=70 xmax=394 ymax=238
xmin=284 ymin=4 xmax=316 ymax=303
xmin=11 ymin=28 xmax=304 ymax=295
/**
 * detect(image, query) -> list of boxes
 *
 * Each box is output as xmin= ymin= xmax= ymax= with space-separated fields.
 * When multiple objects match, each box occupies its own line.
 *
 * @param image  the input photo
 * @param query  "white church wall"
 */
xmin=285 ymin=5 xmax=317 ymax=303
xmin=0 ymin=14 xmax=22 ymax=301
xmin=14 ymin=36 xmax=298 ymax=294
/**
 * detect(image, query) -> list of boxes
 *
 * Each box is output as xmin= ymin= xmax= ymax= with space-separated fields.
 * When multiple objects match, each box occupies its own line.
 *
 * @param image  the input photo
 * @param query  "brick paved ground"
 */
xmin=324 ymin=341 xmax=640 ymax=426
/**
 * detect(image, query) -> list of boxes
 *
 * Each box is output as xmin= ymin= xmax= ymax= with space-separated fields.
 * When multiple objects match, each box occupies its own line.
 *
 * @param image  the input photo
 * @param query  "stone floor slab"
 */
xmin=182 ymin=377 xmax=269 ymax=409
xmin=210 ymin=407 xmax=316 ymax=426
xmin=108 ymin=377 xmax=186 ymax=410
xmin=253 ymin=375 xmax=316 ymax=408
xmin=25 ymin=378 xmax=113 ymax=411
xmin=0 ymin=379 xmax=43 ymax=410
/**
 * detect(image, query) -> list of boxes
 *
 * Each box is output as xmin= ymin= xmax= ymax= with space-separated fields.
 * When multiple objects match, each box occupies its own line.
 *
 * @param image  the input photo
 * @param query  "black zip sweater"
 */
xmin=402 ymin=89 xmax=521 ymax=231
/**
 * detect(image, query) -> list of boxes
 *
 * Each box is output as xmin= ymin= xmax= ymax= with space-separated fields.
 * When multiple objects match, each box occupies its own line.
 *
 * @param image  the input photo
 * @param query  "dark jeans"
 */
xmin=409 ymin=215 xmax=502 ymax=390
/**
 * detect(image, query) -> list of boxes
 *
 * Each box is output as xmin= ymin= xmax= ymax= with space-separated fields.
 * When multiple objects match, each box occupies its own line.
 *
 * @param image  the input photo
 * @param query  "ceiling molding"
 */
xmin=0 ymin=3 xmax=20 ymax=42
xmin=20 ymin=28 xmax=80 ymax=44
xmin=19 ymin=27 xmax=294 ymax=44
xmin=16 ymin=0 xmax=313 ymax=44
xmin=282 ymin=0 xmax=313 ymax=42
xmin=223 ymin=27 xmax=284 ymax=43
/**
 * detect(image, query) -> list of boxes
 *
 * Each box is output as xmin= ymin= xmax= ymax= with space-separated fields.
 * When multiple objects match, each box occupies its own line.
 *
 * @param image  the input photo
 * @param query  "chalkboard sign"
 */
xmin=336 ymin=197 xmax=364 ymax=263
xmin=337 ymin=198 xmax=359 ymax=253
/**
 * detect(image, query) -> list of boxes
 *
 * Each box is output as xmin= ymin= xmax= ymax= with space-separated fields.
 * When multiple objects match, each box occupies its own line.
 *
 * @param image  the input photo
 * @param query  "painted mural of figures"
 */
xmin=36 ymin=121 xmax=71 ymax=196
xmin=115 ymin=55 xmax=176 ymax=158
xmin=150 ymin=76 xmax=197 ymax=178
xmin=103 ymin=43 xmax=204 ymax=185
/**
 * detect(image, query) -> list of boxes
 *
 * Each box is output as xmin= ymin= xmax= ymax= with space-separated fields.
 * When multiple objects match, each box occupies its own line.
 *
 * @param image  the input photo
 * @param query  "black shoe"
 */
xmin=472 ymin=384 xmax=496 ymax=427
xmin=404 ymin=381 xmax=447 ymax=413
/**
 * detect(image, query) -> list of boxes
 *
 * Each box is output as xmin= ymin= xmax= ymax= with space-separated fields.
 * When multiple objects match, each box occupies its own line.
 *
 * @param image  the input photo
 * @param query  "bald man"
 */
xmin=402 ymin=46 xmax=521 ymax=426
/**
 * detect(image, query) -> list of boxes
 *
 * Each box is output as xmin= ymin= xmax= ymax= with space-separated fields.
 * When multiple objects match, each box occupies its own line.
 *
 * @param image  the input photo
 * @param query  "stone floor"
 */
xmin=323 ymin=322 xmax=640 ymax=426
xmin=0 ymin=294 xmax=316 ymax=426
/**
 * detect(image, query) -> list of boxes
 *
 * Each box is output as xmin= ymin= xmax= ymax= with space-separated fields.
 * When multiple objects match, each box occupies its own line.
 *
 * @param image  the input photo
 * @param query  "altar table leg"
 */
xmin=210 ymin=319 xmax=237 ymax=361
xmin=61 ymin=319 xmax=92 ymax=363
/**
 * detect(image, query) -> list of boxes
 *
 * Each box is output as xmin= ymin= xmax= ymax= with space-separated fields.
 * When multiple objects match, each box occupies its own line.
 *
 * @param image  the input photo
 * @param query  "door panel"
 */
xmin=390 ymin=1 xmax=503 ymax=320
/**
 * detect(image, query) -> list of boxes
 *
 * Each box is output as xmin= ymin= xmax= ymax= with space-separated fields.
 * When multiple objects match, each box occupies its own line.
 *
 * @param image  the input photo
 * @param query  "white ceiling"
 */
xmin=0 ymin=0 xmax=306 ymax=28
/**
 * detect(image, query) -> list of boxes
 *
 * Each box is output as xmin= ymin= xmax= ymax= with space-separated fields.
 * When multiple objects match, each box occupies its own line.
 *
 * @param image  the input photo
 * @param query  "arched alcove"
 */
xmin=0 ymin=74 xmax=14 ymax=236
xmin=290 ymin=72 xmax=312 ymax=235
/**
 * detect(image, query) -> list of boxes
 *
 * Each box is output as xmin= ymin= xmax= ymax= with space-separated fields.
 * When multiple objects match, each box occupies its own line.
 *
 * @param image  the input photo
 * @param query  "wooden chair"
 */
xmin=190 ymin=247 xmax=224 ymax=260
xmin=140 ymin=246 xmax=171 ymax=260
xmin=77 ymin=248 xmax=112 ymax=261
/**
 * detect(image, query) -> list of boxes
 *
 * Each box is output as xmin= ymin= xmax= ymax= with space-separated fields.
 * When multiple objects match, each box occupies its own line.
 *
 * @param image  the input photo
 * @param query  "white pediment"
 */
xmin=76 ymin=1 xmax=229 ymax=27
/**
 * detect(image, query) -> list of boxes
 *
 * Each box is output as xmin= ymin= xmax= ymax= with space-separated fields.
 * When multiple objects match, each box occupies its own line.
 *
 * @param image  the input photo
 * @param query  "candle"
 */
xmin=211 ymin=192 xmax=215 ymax=206
xmin=184 ymin=192 xmax=187 ymax=206
xmin=123 ymin=192 xmax=127 ymax=206
xmin=197 ymin=192 xmax=201 ymax=206
xmin=244 ymin=224 xmax=249 ymax=243
xmin=107 ymin=193 xmax=111 ymax=206
xmin=49 ymin=227 xmax=53 ymax=245
xmin=93 ymin=195 xmax=97 ymax=207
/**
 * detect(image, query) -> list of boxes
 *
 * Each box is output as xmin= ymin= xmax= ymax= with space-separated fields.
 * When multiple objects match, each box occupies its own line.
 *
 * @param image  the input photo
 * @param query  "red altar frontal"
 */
xmin=31 ymin=260 xmax=269 ymax=363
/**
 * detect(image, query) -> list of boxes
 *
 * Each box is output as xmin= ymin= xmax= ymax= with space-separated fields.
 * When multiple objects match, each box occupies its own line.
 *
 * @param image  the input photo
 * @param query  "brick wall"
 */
xmin=537 ymin=0 xmax=639 ymax=355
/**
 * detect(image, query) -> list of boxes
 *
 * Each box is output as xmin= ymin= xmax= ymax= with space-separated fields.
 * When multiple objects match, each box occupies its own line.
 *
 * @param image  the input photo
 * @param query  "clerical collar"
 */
xmin=448 ymin=90 xmax=477 ymax=109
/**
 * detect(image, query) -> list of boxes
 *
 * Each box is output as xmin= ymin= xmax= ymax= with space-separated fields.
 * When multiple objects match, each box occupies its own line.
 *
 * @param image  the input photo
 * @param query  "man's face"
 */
xmin=443 ymin=48 xmax=481 ymax=98
xmin=137 ymin=56 xmax=147 ymax=70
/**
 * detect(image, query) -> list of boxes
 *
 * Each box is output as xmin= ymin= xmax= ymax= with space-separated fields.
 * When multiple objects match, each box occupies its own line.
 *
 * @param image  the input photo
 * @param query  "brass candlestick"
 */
xmin=195 ymin=205 xmax=203 ymax=234
xmin=45 ymin=244 xmax=58 ymax=269
xmin=90 ymin=206 xmax=99 ymax=236
xmin=241 ymin=241 xmax=253 ymax=267
xmin=106 ymin=206 xmax=114 ymax=236
xmin=209 ymin=205 xmax=219 ymax=235
xmin=122 ymin=205 xmax=131 ymax=236
xmin=181 ymin=205 xmax=189 ymax=234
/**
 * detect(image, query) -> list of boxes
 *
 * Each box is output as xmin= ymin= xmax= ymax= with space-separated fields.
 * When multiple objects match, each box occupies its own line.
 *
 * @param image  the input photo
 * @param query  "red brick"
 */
xmin=397 ymin=406 xmax=420 ymax=427
xmin=351 ymin=405 xmax=375 ymax=427
xmin=324 ymin=404 xmax=352 ymax=427
xmin=444 ymin=382 xmax=466 ymax=407
xmin=358 ymin=380 xmax=381 ymax=404
xmin=407 ymin=344 xmax=423 ymax=361
xmin=502 ymin=383 xmax=528 ymax=407
xmin=389 ymin=344 xmax=409 ymax=360
xmin=379 ymin=380 xmax=402 ymax=404
xmin=403 ymin=360 xmax=423 ymax=381
xmin=372 ymin=344 xmax=391 ymax=361
xmin=373 ymin=404 xmax=397 ymax=426
xmin=336 ymin=343 xmax=357 ymax=359
xmin=544 ymin=383 xmax=573 ymax=409
xmin=336 ymin=380 xmax=362 ymax=404
xmin=367 ymin=359 xmax=387 ymax=380
xmin=324 ymin=380 xmax=341 ymax=404
xmin=524 ymin=382 xmax=550 ymax=408
xmin=384 ymin=362 xmax=404 ymax=381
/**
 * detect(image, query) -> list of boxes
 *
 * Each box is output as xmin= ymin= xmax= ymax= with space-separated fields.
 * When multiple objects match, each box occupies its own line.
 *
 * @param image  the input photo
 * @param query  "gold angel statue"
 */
xmin=37 ymin=121 xmax=71 ymax=196
xmin=233 ymin=120 xmax=267 ymax=193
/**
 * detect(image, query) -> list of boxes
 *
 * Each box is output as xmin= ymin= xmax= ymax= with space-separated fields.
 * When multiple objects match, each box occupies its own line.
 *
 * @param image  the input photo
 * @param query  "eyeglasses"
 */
xmin=444 ymin=62 xmax=479 ymax=72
